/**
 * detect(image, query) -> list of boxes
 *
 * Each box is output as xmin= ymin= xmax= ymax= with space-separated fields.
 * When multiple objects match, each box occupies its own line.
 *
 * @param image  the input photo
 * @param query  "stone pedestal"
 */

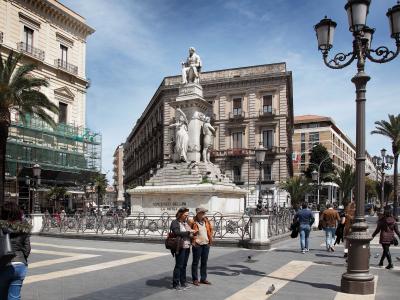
xmin=248 ymin=215 xmax=271 ymax=250
xmin=127 ymin=162 xmax=246 ymax=215
xmin=31 ymin=213 xmax=44 ymax=233
xmin=170 ymin=83 xmax=211 ymax=162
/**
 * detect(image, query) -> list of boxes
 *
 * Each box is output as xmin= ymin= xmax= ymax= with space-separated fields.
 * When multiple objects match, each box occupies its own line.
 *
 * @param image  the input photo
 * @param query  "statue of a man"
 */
xmin=181 ymin=47 xmax=202 ymax=84
xmin=202 ymin=116 xmax=216 ymax=163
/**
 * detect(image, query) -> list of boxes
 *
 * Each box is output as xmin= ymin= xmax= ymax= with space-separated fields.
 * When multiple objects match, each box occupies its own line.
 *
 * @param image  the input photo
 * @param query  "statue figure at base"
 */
xmin=202 ymin=116 xmax=216 ymax=163
xmin=181 ymin=47 xmax=202 ymax=84
xmin=169 ymin=108 xmax=189 ymax=162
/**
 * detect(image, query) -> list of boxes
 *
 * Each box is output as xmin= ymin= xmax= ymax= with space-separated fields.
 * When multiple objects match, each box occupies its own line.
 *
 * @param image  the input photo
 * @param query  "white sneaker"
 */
xmin=301 ymin=249 xmax=306 ymax=254
xmin=305 ymin=248 xmax=309 ymax=252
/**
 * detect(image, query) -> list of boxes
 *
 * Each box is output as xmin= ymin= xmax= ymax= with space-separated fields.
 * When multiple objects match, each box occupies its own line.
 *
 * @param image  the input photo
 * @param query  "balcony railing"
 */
xmin=233 ymin=176 xmax=244 ymax=185
xmin=258 ymin=108 xmax=276 ymax=118
xmin=229 ymin=111 xmax=246 ymax=120
xmin=226 ymin=148 xmax=249 ymax=157
xmin=54 ymin=59 xmax=78 ymax=75
xmin=17 ymin=42 xmax=45 ymax=61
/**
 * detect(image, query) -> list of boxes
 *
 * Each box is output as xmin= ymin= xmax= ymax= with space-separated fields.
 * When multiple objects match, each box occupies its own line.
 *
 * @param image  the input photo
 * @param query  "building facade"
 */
xmin=112 ymin=143 xmax=125 ymax=208
xmin=292 ymin=115 xmax=378 ymax=204
xmin=124 ymin=63 xmax=294 ymax=207
xmin=0 ymin=0 xmax=101 ymax=212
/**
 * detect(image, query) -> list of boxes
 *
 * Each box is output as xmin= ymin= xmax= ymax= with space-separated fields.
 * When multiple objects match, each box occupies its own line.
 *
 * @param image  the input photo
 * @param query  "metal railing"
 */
xmin=267 ymin=209 xmax=294 ymax=237
xmin=17 ymin=42 xmax=45 ymax=61
xmin=54 ymin=59 xmax=78 ymax=75
xmin=228 ymin=111 xmax=246 ymax=119
xmin=258 ymin=108 xmax=277 ymax=117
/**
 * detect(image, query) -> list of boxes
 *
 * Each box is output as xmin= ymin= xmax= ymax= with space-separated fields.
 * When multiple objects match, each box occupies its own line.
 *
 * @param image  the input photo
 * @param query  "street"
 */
xmin=23 ymin=225 xmax=400 ymax=300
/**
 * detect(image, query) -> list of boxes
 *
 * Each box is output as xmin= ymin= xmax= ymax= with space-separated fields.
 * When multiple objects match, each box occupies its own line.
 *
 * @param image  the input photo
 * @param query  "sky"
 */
xmin=60 ymin=0 xmax=400 ymax=182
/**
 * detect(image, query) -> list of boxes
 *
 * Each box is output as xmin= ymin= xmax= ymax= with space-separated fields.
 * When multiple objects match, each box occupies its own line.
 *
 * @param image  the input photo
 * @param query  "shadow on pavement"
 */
xmin=266 ymin=275 xmax=340 ymax=292
xmin=314 ymin=253 xmax=344 ymax=259
xmin=146 ymin=276 xmax=173 ymax=288
xmin=208 ymin=264 xmax=266 ymax=277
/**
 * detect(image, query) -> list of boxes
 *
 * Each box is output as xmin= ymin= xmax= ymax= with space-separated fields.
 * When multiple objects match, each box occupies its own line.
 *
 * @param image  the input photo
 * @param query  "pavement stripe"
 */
xmin=31 ymin=242 xmax=165 ymax=255
xmin=333 ymin=276 xmax=378 ymax=300
xmin=25 ymin=252 xmax=168 ymax=284
xmin=30 ymin=250 xmax=99 ymax=269
xmin=224 ymin=260 xmax=314 ymax=300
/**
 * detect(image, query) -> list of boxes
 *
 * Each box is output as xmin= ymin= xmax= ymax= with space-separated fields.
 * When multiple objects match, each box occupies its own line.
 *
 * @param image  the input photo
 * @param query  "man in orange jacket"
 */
xmin=190 ymin=207 xmax=213 ymax=286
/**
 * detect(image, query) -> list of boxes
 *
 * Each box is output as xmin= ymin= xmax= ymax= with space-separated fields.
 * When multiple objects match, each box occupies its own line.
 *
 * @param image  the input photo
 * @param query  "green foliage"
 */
xmin=332 ymin=164 xmax=355 ymax=207
xmin=365 ymin=177 xmax=378 ymax=198
xmin=91 ymin=172 xmax=108 ymax=199
xmin=304 ymin=143 xmax=335 ymax=179
xmin=280 ymin=176 xmax=312 ymax=209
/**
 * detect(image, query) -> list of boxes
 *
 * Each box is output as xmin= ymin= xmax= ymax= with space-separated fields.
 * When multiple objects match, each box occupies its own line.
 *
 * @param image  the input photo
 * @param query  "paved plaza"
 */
xmin=23 ymin=225 xmax=399 ymax=300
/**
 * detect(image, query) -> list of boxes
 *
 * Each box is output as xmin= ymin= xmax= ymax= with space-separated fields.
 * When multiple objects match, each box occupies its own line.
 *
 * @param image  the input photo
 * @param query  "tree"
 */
xmin=91 ymin=172 xmax=107 ymax=208
xmin=0 ymin=48 xmax=59 ymax=212
xmin=375 ymin=181 xmax=393 ymax=207
xmin=280 ymin=176 xmax=312 ymax=209
xmin=371 ymin=114 xmax=400 ymax=217
xmin=46 ymin=186 xmax=68 ymax=212
xmin=304 ymin=143 xmax=335 ymax=179
xmin=365 ymin=177 xmax=378 ymax=203
xmin=332 ymin=164 xmax=356 ymax=207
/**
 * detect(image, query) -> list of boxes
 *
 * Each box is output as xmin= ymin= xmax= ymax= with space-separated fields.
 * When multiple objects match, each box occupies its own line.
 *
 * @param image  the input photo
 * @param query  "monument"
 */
xmin=128 ymin=47 xmax=246 ymax=215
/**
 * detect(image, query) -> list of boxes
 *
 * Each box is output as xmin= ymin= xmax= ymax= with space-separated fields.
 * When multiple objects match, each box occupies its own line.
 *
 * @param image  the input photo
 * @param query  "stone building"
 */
xmin=124 ymin=63 xmax=294 ymax=207
xmin=0 ymin=0 xmax=101 ymax=212
xmin=112 ymin=143 xmax=125 ymax=208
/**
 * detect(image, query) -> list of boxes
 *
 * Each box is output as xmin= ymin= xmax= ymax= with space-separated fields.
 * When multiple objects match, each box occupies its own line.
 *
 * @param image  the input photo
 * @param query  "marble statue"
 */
xmin=169 ymin=108 xmax=189 ymax=162
xmin=181 ymin=47 xmax=202 ymax=84
xmin=202 ymin=116 xmax=216 ymax=163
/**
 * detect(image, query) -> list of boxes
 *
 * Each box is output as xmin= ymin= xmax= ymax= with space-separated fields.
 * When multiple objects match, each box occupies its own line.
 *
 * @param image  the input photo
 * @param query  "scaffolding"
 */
xmin=5 ymin=113 xmax=102 ymax=177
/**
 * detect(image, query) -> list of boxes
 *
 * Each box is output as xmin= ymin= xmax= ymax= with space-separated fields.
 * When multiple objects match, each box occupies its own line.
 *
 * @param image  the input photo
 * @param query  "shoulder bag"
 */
xmin=0 ymin=229 xmax=16 ymax=268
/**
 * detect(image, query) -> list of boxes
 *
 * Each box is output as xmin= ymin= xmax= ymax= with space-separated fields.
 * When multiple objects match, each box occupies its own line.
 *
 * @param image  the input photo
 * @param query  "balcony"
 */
xmin=233 ymin=175 xmax=244 ymax=185
xmin=17 ymin=42 xmax=45 ymax=61
xmin=228 ymin=111 xmax=246 ymax=120
xmin=226 ymin=148 xmax=249 ymax=157
xmin=258 ymin=108 xmax=276 ymax=118
xmin=54 ymin=59 xmax=78 ymax=75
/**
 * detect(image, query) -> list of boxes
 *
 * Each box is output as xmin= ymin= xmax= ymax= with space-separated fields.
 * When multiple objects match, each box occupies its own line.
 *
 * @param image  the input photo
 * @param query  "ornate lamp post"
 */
xmin=31 ymin=164 xmax=42 ymax=213
xmin=310 ymin=156 xmax=331 ymax=206
xmin=314 ymin=0 xmax=400 ymax=294
xmin=372 ymin=149 xmax=394 ymax=207
xmin=255 ymin=142 xmax=266 ymax=214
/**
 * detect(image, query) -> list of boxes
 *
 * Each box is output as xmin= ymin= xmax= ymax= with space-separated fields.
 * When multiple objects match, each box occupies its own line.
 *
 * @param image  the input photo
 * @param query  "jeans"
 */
xmin=0 ymin=263 xmax=28 ymax=300
xmin=192 ymin=244 xmax=210 ymax=281
xmin=380 ymin=244 xmax=392 ymax=266
xmin=172 ymin=248 xmax=190 ymax=287
xmin=324 ymin=227 xmax=336 ymax=249
xmin=299 ymin=224 xmax=311 ymax=250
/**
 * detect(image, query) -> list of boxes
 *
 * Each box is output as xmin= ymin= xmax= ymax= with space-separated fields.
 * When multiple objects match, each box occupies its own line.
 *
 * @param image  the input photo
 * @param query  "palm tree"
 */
xmin=0 ymin=48 xmax=59 ymax=212
xmin=91 ymin=172 xmax=108 ymax=210
xmin=332 ymin=164 xmax=356 ymax=208
xmin=371 ymin=114 xmax=400 ymax=217
xmin=46 ymin=186 xmax=68 ymax=212
xmin=280 ymin=176 xmax=312 ymax=209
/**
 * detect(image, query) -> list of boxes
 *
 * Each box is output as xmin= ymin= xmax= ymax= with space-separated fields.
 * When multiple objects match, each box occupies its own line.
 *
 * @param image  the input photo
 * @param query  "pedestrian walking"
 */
xmin=190 ymin=207 xmax=213 ymax=286
xmin=294 ymin=203 xmax=315 ymax=253
xmin=0 ymin=201 xmax=32 ymax=300
xmin=343 ymin=202 xmax=355 ymax=258
xmin=372 ymin=209 xmax=400 ymax=269
xmin=334 ymin=209 xmax=346 ymax=246
xmin=170 ymin=207 xmax=195 ymax=291
xmin=320 ymin=204 xmax=340 ymax=252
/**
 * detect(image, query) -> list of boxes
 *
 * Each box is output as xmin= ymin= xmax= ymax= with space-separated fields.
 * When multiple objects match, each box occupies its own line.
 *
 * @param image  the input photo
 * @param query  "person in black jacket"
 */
xmin=170 ymin=207 xmax=195 ymax=291
xmin=0 ymin=201 xmax=32 ymax=300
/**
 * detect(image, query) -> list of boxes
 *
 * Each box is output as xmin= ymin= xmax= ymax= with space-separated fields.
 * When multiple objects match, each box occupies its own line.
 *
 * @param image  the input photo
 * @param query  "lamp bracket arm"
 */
xmin=323 ymin=50 xmax=356 ymax=69
xmin=366 ymin=44 xmax=400 ymax=64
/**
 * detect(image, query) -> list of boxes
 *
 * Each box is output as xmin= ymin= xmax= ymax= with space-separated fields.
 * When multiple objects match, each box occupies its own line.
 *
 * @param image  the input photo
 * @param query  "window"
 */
xmin=60 ymin=45 xmax=68 ymax=63
xmin=232 ymin=132 xmax=242 ymax=148
xmin=24 ymin=26 xmax=33 ymax=50
xmin=263 ymin=164 xmax=272 ymax=181
xmin=233 ymin=98 xmax=242 ymax=116
xmin=233 ymin=166 xmax=241 ymax=182
xmin=309 ymin=132 xmax=319 ymax=148
xmin=301 ymin=133 xmax=306 ymax=164
xmin=262 ymin=95 xmax=272 ymax=113
xmin=59 ymin=102 xmax=68 ymax=123
xmin=262 ymin=130 xmax=273 ymax=149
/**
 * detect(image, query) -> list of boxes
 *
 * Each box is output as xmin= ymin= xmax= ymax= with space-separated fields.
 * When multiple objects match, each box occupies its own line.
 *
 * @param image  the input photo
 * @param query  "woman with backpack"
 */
xmin=170 ymin=207 xmax=196 ymax=291
xmin=0 ymin=202 xmax=32 ymax=300
xmin=372 ymin=208 xmax=400 ymax=269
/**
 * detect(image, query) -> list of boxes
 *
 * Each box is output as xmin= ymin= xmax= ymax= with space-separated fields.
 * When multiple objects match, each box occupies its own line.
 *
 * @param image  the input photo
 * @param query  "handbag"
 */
xmin=0 ymin=229 xmax=16 ymax=268
xmin=393 ymin=237 xmax=399 ymax=246
xmin=165 ymin=232 xmax=182 ymax=252
xmin=290 ymin=221 xmax=299 ymax=238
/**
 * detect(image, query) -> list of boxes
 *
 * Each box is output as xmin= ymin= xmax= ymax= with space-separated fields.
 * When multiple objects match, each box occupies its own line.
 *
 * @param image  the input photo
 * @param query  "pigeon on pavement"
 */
xmin=266 ymin=284 xmax=275 ymax=295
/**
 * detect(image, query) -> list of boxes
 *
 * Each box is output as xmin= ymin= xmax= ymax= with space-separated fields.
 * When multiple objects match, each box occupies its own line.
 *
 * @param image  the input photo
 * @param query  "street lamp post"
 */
xmin=255 ymin=142 xmax=266 ymax=214
xmin=26 ymin=164 xmax=42 ymax=213
xmin=310 ymin=156 xmax=331 ymax=206
xmin=372 ymin=149 xmax=393 ymax=207
xmin=314 ymin=0 xmax=400 ymax=294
